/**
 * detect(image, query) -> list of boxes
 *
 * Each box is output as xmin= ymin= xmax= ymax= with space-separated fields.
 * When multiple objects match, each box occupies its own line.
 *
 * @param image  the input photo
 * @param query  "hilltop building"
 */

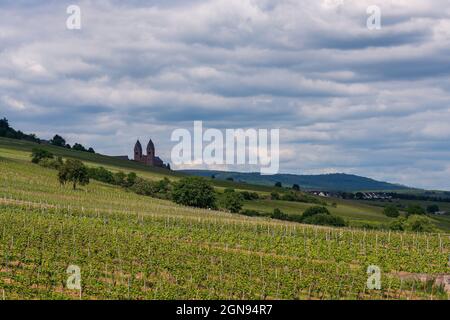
xmin=133 ymin=139 xmax=169 ymax=169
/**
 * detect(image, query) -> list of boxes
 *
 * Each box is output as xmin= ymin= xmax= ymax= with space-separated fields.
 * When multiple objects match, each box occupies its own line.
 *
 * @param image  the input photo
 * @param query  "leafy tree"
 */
xmin=302 ymin=206 xmax=330 ymax=219
xmin=87 ymin=147 xmax=95 ymax=153
xmin=274 ymin=182 xmax=282 ymax=188
xmin=220 ymin=192 xmax=244 ymax=213
xmin=292 ymin=184 xmax=300 ymax=191
xmin=426 ymin=204 xmax=440 ymax=214
xmin=172 ymin=177 xmax=216 ymax=209
xmin=406 ymin=205 xmax=426 ymax=216
xmin=50 ymin=134 xmax=66 ymax=147
xmin=72 ymin=143 xmax=87 ymax=152
xmin=58 ymin=159 xmax=89 ymax=190
xmin=383 ymin=205 xmax=400 ymax=218
xmin=31 ymin=148 xmax=54 ymax=164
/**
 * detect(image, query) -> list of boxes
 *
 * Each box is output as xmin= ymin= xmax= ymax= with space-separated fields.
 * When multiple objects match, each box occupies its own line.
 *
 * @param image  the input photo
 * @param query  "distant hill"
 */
xmin=180 ymin=170 xmax=411 ymax=192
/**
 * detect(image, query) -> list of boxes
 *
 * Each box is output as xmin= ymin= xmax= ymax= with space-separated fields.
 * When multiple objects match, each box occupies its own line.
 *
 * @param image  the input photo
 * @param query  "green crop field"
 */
xmin=0 ymin=137 xmax=449 ymax=300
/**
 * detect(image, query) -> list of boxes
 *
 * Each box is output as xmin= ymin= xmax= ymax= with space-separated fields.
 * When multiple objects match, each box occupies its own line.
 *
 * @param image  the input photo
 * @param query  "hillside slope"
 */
xmin=0 ymin=137 xmax=449 ymax=299
xmin=181 ymin=170 xmax=411 ymax=192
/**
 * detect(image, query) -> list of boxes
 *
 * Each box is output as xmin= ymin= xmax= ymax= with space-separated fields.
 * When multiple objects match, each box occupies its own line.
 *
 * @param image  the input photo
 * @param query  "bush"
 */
xmin=113 ymin=171 xmax=127 ymax=186
xmin=388 ymin=217 xmax=406 ymax=231
xmin=405 ymin=215 xmax=435 ymax=232
xmin=172 ymin=177 xmax=216 ymax=209
xmin=39 ymin=157 xmax=63 ymax=170
xmin=292 ymin=184 xmax=300 ymax=191
xmin=426 ymin=204 xmax=440 ymax=214
xmin=303 ymin=214 xmax=346 ymax=227
xmin=220 ymin=192 xmax=244 ymax=213
xmin=274 ymin=182 xmax=282 ymax=188
xmin=270 ymin=192 xmax=280 ymax=200
xmin=406 ymin=205 xmax=426 ymax=216
xmin=130 ymin=178 xmax=157 ymax=196
xmin=302 ymin=206 xmax=330 ymax=219
xmin=383 ymin=205 xmax=400 ymax=218
xmin=31 ymin=148 xmax=54 ymax=164
xmin=240 ymin=191 xmax=259 ymax=200
xmin=271 ymin=208 xmax=289 ymax=220
xmin=125 ymin=172 xmax=138 ymax=187
xmin=240 ymin=209 xmax=264 ymax=217
xmin=224 ymin=188 xmax=235 ymax=193
xmin=88 ymin=167 xmax=115 ymax=184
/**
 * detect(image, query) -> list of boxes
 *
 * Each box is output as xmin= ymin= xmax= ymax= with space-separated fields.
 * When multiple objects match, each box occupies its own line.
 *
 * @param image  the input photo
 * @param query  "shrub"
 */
xmin=302 ymin=206 xmax=330 ymax=219
xmin=39 ymin=157 xmax=63 ymax=170
xmin=383 ymin=205 xmax=400 ymax=218
xmin=270 ymin=192 xmax=280 ymax=200
xmin=426 ymin=204 xmax=440 ymax=214
xmin=292 ymin=184 xmax=300 ymax=191
xmin=125 ymin=172 xmax=138 ymax=187
xmin=240 ymin=209 xmax=264 ymax=217
xmin=388 ymin=217 xmax=406 ymax=231
xmin=88 ymin=167 xmax=115 ymax=184
xmin=130 ymin=178 xmax=157 ymax=196
xmin=240 ymin=191 xmax=259 ymax=200
xmin=406 ymin=205 xmax=426 ymax=216
xmin=303 ymin=214 xmax=346 ymax=227
xmin=271 ymin=208 xmax=289 ymax=220
xmin=405 ymin=215 xmax=435 ymax=232
xmin=113 ymin=171 xmax=127 ymax=186
xmin=31 ymin=148 xmax=54 ymax=164
xmin=220 ymin=192 xmax=244 ymax=213
xmin=172 ymin=177 xmax=216 ymax=209
xmin=274 ymin=182 xmax=282 ymax=188
xmin=224 ymin=188 xmax=235 ymax=193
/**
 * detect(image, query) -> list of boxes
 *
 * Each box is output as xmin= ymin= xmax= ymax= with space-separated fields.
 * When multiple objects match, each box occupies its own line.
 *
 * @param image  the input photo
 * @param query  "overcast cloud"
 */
xmin=1 ymin=0 xmax=450 ymax=189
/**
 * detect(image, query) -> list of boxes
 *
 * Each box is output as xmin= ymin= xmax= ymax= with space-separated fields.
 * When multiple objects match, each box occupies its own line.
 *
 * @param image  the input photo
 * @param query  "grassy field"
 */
xmin=0 ymin=137 xmax=449 ymax=300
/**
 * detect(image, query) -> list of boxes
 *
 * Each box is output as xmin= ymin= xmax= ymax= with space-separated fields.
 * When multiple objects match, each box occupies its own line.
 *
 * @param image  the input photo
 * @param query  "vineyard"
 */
xmin=0 ymin=143 xmax=449 ymax=300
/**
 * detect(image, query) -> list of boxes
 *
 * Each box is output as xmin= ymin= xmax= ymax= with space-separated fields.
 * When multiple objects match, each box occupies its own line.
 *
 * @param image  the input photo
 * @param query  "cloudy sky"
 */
xmin=1 ymin=0 xmax=450 ymax=189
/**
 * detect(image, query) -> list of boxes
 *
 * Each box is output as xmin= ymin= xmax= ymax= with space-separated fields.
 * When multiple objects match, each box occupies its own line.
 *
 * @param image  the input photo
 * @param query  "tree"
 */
xmin=72 ymin=143 xmax=87 ymax=152
xmin=274 ymin=182 xmax=282 ymax=188
xmin=50 ymin=134 xmax=66 ymax=147
xmin=292 ymin=184 xmax=300 ymax=191
xmin=406 ymin=205 xmax=426 ymax=216
xmin=31 ymin=148 xmax=54 ymax=164
xmin=383 ymin=205 xmax=400 ymax=218
xmin=302 ymin=206 xmax=330 ymax=219
xmin=426 ymin=204 xmax=440 ymax=214
xmin=87 ymin=147 xmax=95 ymax=153
xmin=172 ymin=177 xmax=216 ymax=209
xmin=220 ymin=192 xmax=244 ymax=213
xmin=58 ymin=159 xmax=89 ymax=190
